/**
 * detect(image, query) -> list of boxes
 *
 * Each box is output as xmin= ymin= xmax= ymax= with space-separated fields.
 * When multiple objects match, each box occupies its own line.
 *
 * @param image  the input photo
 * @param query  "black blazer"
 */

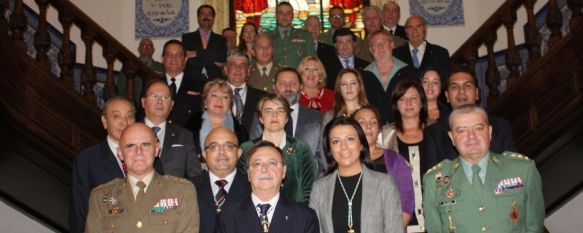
xmin=322 ymin=55 xmax=369 ymax=89
xmin=69 ymin=141 xmax=124 ymax=233
xmin=159 ymin=123 xmax=202 ymax=180
xmin=191 ymin=171 xmax=251 ymax=233
xmin=218 ymin=194 xmax=319 ymax=233
xmin=241 ymin=86 xmax=267 ymax=131
xmin=316 ymin=41 xmax=336 ymax=64
xmin=182 ymin=29 xmax=227 ymax=80
xmin=185 ymin=111 xmax=249 ymax=158
xmin=393 ymin=25 xmax=408 ymax=40
xmin=361 ymin=66 xmax=418 ymax=125
xmin=393 ymin=41 xmax=451 ymax=78
xmin=423 ymin=114 xmax=517 ymax=167
xmin=162 ymin=73 xmax=206 ymax=128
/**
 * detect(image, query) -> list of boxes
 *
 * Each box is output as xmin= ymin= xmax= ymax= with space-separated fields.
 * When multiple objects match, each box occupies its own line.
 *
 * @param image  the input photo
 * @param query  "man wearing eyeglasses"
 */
xmin=190 ymin=127 xmax=250 ymax=233
xmin=141 ymin=79 xmax=202 ymax=180
xmin=219 ymin=141 xmax=319 ymax=233
xmin=319 ymin=6 xmax=347 ymax=46
xmin=224 ymin=50 xmax=267 ymax=131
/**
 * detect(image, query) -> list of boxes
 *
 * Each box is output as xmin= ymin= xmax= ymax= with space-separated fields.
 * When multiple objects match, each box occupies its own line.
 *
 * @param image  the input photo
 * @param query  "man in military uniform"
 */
xmin=85 ymin=123 xmax=199 ymax=233
xmin=264 ymin=2 xmax=316 ymax=69
xmin=422 ymin=105 xmax=544 ymax=233
xmin=319 ymin=6 xmax=346 ymax=46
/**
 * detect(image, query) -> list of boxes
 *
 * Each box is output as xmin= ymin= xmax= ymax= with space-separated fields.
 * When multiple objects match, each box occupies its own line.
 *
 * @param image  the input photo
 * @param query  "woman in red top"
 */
xmin=298 ymin=56 xmax=335 ymax=112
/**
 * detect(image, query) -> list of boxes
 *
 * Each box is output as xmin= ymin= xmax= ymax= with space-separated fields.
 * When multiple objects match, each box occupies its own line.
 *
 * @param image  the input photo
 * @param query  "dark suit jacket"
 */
xmin=218 ymin=194 xmax=319 ymax=233
xmin=69 ymin=141 xmax=124 ymax=233
xmin=182 ymin=29 xmax=227 ymax=80
xmin=185 ymin=111 xmax=249 ymax=159
xmin=393 ymin=41 xmax=451 ymax=78
xmin=423 ymin=114 xmax=517 ymax=167
xmin=316 ymin=41 xmax=336 ymax=64
xmin=191 ymin=171 xmax=251 ymax=233
xmin=241 ymin=85 xmax=267 ymax=131
xmin=159 ymin=123 xmax=202 ymax=180
xmin=361 ymin=67 xmax=418 ymax=125
xmin=394 ymin=25 xmax=408 ymax=40
xmin=162 ymin=73 xmax=205 ymax=128
xmin=322 ymin=55 xmax=369 ymax=89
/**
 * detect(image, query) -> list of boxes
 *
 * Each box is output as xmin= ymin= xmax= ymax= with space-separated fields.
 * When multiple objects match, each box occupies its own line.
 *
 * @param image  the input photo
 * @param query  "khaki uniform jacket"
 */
xmin=85 ymin=172 xmax=199 ymax=233
xmin=422 ymin=152 xmax=544 ymax=233
xmin=248 ymin=63 xmax=284 ymax=93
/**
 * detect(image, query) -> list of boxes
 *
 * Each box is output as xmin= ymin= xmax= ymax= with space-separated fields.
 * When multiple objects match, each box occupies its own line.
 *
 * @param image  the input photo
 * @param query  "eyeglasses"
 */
xmin=146 ymin=94 xmax=171 ymax=102
xmin=262 ymin=108 xmax=287 ymax=116
xmin=204 ymin=142 xmax=238 ymax=152
xmin=140 ymin=44 xmax=153 ymax=48
xmin=248 ymin=160 xmax=282 ymax=169
xmin=330 ymin=14 xmax=344 ymax=19
xmin=226 ymin=62 xmax=249 ymax=69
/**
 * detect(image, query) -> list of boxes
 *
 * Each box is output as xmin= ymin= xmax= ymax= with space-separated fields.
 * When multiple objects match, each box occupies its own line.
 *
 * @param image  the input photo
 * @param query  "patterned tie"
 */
xmin=215 ymin=180 xmax=228 ymax=212
xmin=135 ymin=181 xmax=146 ymax=203
xmin=472 ymin=165 xmax=483 ymax=194
xmin=170 ymin=77 xmax=177 ymax=98
xmin=152 ymin=126 xmax=161 ymax=136
xmin=258 ymin=204 xmax=271 ymax=233
xmin=261 ymin=66 xmax=268 ymax=79
xmin=344 ymin=59 xmax=351 ymax=69
xmin=412 ymin=48 xmax=420 ymax=68
xmin=234 ymin=87 xmax=244 ymax=122
xmin=284 ymin=108 xmax=294 ymax=136
xmin=202 ymin=30 xmax=209 ymax=49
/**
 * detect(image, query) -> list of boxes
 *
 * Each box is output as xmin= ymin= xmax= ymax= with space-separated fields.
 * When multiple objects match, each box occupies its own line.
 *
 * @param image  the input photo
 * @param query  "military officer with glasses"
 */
xmin=190 ymin=127 xmax=250 ymax=233
xmin=238 ymin=94 xmax=317 ymax=204
xmin=220 ymin=140 xmax=319 ymax=233
xmin=319 ymin=6 xmax=348 ymax=46
xmin=422 ymin=105 xmax=544 ymax=233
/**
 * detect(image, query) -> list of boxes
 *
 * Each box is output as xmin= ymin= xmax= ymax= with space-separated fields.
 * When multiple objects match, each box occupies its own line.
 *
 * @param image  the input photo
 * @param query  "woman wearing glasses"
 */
xmin=237 ymin=94 xmax=316 ymax=204
xmin=310 ymin=117 xmax=402 ymax=233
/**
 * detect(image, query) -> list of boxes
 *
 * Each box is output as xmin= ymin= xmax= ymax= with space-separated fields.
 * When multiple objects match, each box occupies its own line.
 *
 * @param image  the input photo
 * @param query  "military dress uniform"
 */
xmin=85 ymin=172 xmax=199 ymax=233
xmin=422 ymin=152 xmax=544 ymax=233
xmin=264 ymin=27 xmax=316 ymax=69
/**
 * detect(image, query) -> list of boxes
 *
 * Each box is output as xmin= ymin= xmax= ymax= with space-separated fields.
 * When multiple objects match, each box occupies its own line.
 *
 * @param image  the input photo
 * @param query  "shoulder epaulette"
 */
xmin=162 ymin=175 xmax=192 ymax=184
xmin=426 ymin=159 xmax=452 ymax=174
xmin=501 ymin=151 xmax=531 ymax=160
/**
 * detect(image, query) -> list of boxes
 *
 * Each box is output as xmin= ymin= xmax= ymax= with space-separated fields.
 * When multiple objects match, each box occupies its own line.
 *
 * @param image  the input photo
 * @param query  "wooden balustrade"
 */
xmin=451 ymin=0 xmax=582 ymax=107
xmin=5 ymin=0 xmax=159 ymax=108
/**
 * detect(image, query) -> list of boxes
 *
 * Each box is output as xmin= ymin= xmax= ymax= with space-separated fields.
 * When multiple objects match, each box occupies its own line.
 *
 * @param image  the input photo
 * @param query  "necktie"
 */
xmin=412 ymin=48 xmax=420 ymax=68
xmin=389 ymin=29 xmax=394 ymax=35
xmin=135 ymin=181 xmax=146 ymax=203
xmin=152 ymin=126 xmax=161 ymax=136
xmin=258 ymin=204 xmax=271 ymax=233
xmin=170 ymin=77 xmax=177 ymax=98
xmin=471 ymin=165 xmax=483 ymax=194
xmin=234 ymin=87 xmax=244 ymax=122
xmin=281 ymin=29 xmax=289 ymax=40
xmin=215 ymin=180 xmax=228 ymax=212
xmin=261 ymin=67 xmax=268 ymax=79
xmin=344 ymin=59 xmax=351 ymax=69
xmin=202 ymin=31 xmax=209 ymax=49
xmin=284 ymin=108 xmax=294 ymax=136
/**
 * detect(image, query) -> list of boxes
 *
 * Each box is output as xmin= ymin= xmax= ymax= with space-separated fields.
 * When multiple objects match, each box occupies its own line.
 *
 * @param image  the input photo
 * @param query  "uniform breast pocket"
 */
xmin=100 ymin=214 xmax=126 ymax=232
xmin=495 ymin=189 xmax=526 ymax=232
xmin=148 ymin=212 xmax=180 ymax=231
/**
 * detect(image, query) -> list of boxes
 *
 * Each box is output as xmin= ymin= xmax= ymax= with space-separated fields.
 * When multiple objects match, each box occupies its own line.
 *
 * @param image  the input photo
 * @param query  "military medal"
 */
xmin=337 ymin=172 xmax=363 ymax=233
xmin=510 ymin=201 xmax=519 ymax=223
xmin=435 ymin=172 xmax=443 ymax=187
xmin=448 ymin=216 xmax=456 ymax=233
xmin=443 ymin=176 xmax=450 ymax=184
xmin=446 ymin=188 xmax=456 ymax=198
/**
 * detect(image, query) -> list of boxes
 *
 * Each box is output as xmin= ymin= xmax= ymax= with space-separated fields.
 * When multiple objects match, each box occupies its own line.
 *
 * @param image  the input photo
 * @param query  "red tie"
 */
xmin=202 ymin=31 xmax=209 ymax=49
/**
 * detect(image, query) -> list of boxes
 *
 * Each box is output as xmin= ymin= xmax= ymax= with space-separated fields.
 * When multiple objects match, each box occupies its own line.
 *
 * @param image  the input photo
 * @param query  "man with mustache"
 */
xmin=224 ymin=49 xmax=267 ymax=131
xmin=182 ymin=4 xmax=227 ymax=80
xmin=218 ymin=141 xmax=319 ymax=233
xmin=190 ymin=127 xmax=250 ymax=233
xmin=423 ymin=66 xmax=517 ymax=165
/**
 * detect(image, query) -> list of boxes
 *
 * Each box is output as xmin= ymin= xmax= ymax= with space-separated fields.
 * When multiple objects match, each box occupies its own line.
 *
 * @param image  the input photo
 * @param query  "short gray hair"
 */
xmin=362 ymin=5 xmax=383 ymax=18
xmin=448 ymin=104 xmax=489 ymax=130
xmin=226 ymin=49 xmax=250 ymax=64
xmin=102 ymin=96 xmax=135 ymax=117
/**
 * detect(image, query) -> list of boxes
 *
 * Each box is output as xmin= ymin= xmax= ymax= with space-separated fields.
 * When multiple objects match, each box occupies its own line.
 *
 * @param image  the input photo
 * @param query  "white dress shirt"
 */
xmin=165 ymin=72 xmax=184 ymax=94
xmin=144 ymin=118 xmax=167 ymax=156
xmin=409 ymin=41 xmax=427 ymax=65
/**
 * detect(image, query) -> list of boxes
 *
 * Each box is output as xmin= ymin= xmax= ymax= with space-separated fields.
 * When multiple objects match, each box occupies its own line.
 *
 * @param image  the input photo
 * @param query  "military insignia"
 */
xmin=495 ymin=177 xmax=524 ymax=194
xmin=448 ymin=216 xmax=456 ymax=233
xmin=291 ymin=38 xmax=305 ymax=43
xmin=286 ymin=146 xmax=295 ymax=155
xmin=151 ymin=198 xmax=179 ymax=213
xmin=510 ymin=201 xmax=519 ymax=223
xmin=108 ymin=205 xmax=124 ymax=215
xmin=443 ymin=176 xmax=451 ymax=184
xmin=445 ymin=188 xmax=457 ymax=199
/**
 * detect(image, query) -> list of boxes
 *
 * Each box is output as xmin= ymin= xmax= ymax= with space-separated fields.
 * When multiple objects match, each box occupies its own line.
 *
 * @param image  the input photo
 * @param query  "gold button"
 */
xmin=479 ymin=206 xmax=485 ymax=212
xmin=482 ymin=225 xmax=487 ymax=232
xmin=111 ymin=224 xmax=115 ymax=228
xmin=137 ymin=221 xmax=143 ymax=228
xmin=164 ymin=220 xmax=168 ymax=224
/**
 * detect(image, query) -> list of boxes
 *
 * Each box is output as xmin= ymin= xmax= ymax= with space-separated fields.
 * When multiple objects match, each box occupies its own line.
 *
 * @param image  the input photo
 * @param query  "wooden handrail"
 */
xmin=6 ymin=0 xmax=159 ymax=106
xmin=451 ymin=0 xmax=583 ymax=106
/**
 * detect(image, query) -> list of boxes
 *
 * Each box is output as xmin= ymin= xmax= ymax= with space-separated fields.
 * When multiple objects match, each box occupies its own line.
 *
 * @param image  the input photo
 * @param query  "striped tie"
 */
xmin=215 ymin=179 xmax=228 ymax=211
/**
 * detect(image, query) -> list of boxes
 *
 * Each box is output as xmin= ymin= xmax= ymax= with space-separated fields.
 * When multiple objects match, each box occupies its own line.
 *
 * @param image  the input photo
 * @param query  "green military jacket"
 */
xmin=85 ymin=173 xmax=199 ymax=233
xmin=237 ymin=137 xmax=316 ymax=204
xmin=264 ymin=27 xmax=316 ymax=69
xmin=422 ymin=152 xmax=544 ymax=233
xmin=318 ymin=29 xmax=336 ymax=46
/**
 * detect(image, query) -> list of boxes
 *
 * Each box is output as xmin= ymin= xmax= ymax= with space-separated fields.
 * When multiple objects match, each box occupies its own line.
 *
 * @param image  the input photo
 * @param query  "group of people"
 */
xmin=72 ymin=2 xmax=545 ymax=233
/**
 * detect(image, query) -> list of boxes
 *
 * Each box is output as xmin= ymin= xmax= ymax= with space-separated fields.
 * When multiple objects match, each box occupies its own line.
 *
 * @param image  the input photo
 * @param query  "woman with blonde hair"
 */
xmin=298 ymin=56 xmax=335 ymax=112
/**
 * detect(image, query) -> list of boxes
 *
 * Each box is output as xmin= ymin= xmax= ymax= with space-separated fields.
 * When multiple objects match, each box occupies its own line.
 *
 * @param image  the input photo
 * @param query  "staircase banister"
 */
xmin=48 ymin=0 xmax=159 ymax=81
xmin=451 ymin=0 xmax=523 ymax=63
